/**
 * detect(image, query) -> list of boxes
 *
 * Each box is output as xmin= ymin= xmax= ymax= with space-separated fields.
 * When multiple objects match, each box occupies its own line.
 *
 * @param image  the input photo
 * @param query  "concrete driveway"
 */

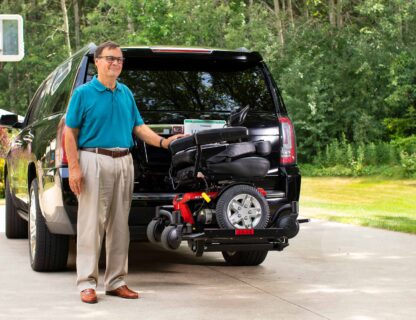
xmin=0 ymin=204 xmax=415 ymax=320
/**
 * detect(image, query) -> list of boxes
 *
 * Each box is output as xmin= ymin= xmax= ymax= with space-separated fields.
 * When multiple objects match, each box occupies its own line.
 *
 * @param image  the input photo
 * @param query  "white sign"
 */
xmin=0 ymin=14 xmax=24 ymax=62
xmin=184 ymin=119 xmax=226 ymax=134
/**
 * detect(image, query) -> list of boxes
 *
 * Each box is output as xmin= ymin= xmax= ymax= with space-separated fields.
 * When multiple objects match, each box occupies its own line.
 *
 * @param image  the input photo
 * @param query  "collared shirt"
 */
xmin=66 ymin=75 xmax=144 ymax=148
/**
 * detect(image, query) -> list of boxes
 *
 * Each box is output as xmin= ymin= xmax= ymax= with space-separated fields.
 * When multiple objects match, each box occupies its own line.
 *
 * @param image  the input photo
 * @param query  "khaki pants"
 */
xmin=76 ymin=150 xmax=134 ymax=291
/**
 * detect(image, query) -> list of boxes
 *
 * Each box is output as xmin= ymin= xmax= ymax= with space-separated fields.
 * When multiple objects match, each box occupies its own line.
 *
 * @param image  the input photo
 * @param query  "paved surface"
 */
xmin=0 ymin=203 xmax=4 ymax=232
xmin=1 ymin=205 xmax=416 ymax=320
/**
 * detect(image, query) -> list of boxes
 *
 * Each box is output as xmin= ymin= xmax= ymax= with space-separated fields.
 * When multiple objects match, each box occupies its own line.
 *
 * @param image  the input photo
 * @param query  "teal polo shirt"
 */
xmin=66 ymin=75 xmax=144 ymax=148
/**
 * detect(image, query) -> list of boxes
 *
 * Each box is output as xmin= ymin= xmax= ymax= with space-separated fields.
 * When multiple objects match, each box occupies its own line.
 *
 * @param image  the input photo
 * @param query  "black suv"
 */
xmin=1 ymin=44 xmax=301 ymax=271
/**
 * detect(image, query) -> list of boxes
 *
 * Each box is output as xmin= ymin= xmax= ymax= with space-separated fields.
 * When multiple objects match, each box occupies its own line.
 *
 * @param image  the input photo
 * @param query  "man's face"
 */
xmin=95 ymin=47 xmax=123 ymax=80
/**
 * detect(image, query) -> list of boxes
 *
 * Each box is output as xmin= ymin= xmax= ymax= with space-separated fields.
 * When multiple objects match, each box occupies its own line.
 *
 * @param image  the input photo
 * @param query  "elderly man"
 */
xmin=65 ymin=41 xmax=183 ymax=304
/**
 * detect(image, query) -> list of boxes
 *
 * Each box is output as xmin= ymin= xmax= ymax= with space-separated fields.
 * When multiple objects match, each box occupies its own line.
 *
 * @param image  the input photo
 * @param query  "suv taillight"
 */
xmin=279 ymin=116 xmax=296 ymax=165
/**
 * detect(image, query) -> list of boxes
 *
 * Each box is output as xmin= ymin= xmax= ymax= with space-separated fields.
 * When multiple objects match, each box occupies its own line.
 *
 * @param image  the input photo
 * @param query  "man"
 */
xmin=65 ymin=41 xmax=183 ymax=304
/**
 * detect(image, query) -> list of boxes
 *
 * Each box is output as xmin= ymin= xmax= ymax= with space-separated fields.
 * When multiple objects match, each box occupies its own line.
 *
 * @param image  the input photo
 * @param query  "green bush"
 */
xmin=375 ymin=142 xmax=398 ymax=165
xmin=300 ymin=164 xmax=353 ymax=177
xmin=400 ymin=152 xmax=416 ymax=177
xmin=364 ymin=142 xmax=377 ymax=165
xmin=300 ymin=163 xmax=406 ymax=178
xmin=393 ymin=135 xmax=416 ymax=154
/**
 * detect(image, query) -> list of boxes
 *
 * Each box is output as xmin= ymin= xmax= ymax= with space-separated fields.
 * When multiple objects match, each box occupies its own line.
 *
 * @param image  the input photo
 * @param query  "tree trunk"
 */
xmin=60 ymin=0 xmax=72 ymax=57
xmin=287 ymin=0 xmax=294 ymax=28
xmin=73 ymin=0 xmax=81 ymax=50
xmin=329 ymin=0 xmax=336 ymax=27
xmin=336 ymin=0 xmax=343 ymax=28
xmin=398 ymin=2 xmax=404 ymax=43
xmin=273 ymin=0 xmax=285 ymax=47
xmin=127 ymin=16 xmax=135 ymax=34
xmin=26 ymin=73 xmax=32 ymax=106
xmin=8 ymin=64 xmax=16 ymax=110
xmin=304 ymin=1 xmax=310 ymax=20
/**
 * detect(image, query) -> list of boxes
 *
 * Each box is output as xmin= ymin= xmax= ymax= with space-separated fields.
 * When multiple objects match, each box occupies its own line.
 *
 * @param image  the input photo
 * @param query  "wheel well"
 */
xmin=28 ymin=162 xmax=37 ymax=190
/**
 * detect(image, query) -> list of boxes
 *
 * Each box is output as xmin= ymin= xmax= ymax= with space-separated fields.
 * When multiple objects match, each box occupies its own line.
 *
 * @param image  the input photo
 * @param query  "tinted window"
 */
xmin=44 ymin=59 xmax=74 ymax=115
xmin=26 ymin=78 xmax=51 ymax=125
xmin=87 ymin=63 xmax=274 ymax=113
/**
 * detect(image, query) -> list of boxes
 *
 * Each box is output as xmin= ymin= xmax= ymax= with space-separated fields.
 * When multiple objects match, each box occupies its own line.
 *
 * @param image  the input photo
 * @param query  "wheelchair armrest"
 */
xmin=169 ymin=135 xmax=196 ymax=155
xmin=194 ymin=127 xmax=248 ymax=145
xmin=169 ymin=127 xmax=248 ymax=155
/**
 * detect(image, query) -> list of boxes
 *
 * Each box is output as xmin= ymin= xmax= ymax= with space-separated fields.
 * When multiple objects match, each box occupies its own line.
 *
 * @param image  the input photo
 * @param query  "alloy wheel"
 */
xmin=226 ymin=193 xmax=262 ymax=229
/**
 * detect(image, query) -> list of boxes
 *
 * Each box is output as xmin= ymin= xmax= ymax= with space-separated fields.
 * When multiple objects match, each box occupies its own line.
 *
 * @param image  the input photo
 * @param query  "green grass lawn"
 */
xmin=300 ymin=177 xmax=416 ymax=234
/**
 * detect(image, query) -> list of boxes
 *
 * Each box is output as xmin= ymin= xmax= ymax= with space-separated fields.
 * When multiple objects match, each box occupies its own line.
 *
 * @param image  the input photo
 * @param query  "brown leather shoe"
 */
xmin=80 ymin=288 xmax=97 ymax=304
xmin=105 ymin=285 xmax=139 ymax=299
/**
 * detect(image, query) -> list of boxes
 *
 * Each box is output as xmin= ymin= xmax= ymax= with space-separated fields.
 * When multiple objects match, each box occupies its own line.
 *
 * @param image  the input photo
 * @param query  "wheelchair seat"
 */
xmin=170 ymin=131 xmax=272 ymax=183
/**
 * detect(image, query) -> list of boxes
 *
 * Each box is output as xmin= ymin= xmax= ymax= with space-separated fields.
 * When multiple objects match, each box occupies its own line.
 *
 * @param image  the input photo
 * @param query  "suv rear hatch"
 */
xmin=86 ymin=47 xmax=287 ymax=193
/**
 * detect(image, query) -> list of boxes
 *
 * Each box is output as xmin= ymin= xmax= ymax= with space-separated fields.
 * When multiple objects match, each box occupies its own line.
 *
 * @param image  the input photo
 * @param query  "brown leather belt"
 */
xmin=81 ymin=148 xmax=130 ymax=158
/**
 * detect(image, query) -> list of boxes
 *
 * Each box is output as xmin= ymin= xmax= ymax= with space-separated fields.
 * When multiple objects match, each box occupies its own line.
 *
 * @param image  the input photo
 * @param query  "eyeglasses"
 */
xmin=98 ymin=56 xmax=125 ymax=64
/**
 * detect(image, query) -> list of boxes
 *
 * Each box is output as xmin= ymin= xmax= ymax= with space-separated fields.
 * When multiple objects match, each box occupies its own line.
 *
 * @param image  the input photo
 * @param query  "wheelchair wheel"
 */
xmin=146 ymin=219 xmax=165 ymax=244
xmin=161 ymin=226 xmax=182 ymax=250
xmin=216 ymin=185 xmax=270 ymax=229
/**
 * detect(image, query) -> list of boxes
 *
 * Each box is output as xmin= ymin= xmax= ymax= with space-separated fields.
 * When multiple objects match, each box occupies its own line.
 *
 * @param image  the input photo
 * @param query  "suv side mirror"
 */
xmin=228 ymin=105 xmax=249 ymax=127
xmin=0 ymin=114 xmax=22 ymax=128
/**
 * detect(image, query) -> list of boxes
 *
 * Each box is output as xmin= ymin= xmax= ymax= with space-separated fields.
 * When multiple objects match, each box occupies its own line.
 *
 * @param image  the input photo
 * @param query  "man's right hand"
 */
xmin=64 ymin=125 xmax=83 ymax=196
xmin=69 ymin=166 xmax=83 ymax=196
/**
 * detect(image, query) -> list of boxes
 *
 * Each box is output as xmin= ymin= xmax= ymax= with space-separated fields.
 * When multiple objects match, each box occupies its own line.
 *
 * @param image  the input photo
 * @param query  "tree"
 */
xmin=1 ymin=0 xmax=416 ymax=163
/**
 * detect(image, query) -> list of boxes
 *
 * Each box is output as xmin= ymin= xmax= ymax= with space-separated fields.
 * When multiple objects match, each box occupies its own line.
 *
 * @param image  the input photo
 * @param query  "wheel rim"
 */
xmin=226 ymin=193 xmax=262 ymax=229
xmin=29 ymin=188 xmax=37 ymax=261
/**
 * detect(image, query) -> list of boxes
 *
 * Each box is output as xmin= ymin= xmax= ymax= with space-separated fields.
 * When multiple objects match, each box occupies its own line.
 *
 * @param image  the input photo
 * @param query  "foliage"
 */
xmin=392 ymin=135 xmax=416 ymax=154
xmin=0 ymin=128 xmax=9 ymax=158
xmin=301 ymin=138 xmax=413 ymax=178
xmin=1 ymin=0 xmax=416 ymax=166
xmin=400 ymin=152 xmax=416 ymax=177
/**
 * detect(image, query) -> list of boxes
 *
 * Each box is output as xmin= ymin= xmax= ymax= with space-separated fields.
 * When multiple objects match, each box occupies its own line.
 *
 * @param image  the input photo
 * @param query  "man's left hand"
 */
xmin=163 ymin=134 xmax=187 ymax=149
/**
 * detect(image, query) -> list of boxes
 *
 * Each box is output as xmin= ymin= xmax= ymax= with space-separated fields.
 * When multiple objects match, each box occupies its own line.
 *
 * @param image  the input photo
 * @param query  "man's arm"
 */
xmin=64 ymin=126 xmax=83 ymax=196
xmin=133 ymin=124 xmax=185 ymax=149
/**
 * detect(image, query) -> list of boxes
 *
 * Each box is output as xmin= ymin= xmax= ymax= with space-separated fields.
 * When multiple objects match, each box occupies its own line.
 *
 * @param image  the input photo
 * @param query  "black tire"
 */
xmin=5 ymin=177 xmax=27 ymax=239
xmin=216 ymin=185 xmax=270 ymax=230
xmin=146 ymin=219 xmax=165 ymax=243
xmin=160 ymin=225 xmax=181 ymax=250
xmin=28 ymin=179 xmax=69 ymax=271
xmin=222 ymin=250 xmax=269 ymax=266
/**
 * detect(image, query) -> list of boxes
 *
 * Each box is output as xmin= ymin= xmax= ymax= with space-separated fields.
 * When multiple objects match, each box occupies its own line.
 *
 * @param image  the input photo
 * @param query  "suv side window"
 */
xmin=35 ymin=59 xmax=75 ymax=119
xmin=25 ymin=78 xmax=51 ymax=126
xmin=27 ymin=57 xmax=81 ymax=125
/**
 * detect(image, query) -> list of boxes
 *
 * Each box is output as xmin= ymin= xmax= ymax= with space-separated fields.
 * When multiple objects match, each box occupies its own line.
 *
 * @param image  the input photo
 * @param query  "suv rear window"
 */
xmin=87 ymin=62 xmax=274 ymax=114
